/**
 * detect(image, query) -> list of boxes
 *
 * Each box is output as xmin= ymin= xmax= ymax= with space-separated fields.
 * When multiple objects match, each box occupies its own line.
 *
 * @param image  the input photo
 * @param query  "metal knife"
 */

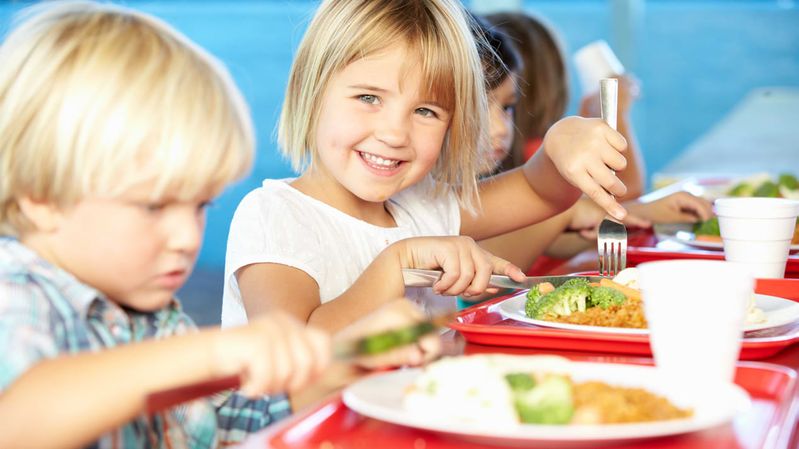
xmin=402 ymin=268 xmax=606 ymax=290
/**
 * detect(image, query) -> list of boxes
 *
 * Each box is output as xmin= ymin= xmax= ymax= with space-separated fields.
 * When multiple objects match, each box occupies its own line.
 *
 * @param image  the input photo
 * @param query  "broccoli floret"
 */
xmin=560 ymin=278 xmax=591 ymax=290
xmin=693 ymin=217 xmax=720 ymax=236
xmin=526 ymin=279 xmax=591 ymax=319
xmin=505 ymin=373 xmax=536 ymax=392
xmin=727 ymin=181 xmax=755 ymax=197
xmin=525 ymin=284 xmax=546 ymax=317
xmin=778 ymin=173 xmax=798 ymax=191
xmin=753 ymin=181 xmax=780 ymax=198
xmin=512 ymin=375 xmax=574 ymax=424
xmin=588 ymin=286 xmax=626 ymax=309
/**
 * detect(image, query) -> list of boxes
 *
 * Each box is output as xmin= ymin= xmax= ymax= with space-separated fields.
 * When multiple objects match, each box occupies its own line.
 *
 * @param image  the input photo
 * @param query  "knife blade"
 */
xmin=145 ymin=312 xmax=454 ymax=414
xmin=402 ymin=268 xmax=607 ymax=290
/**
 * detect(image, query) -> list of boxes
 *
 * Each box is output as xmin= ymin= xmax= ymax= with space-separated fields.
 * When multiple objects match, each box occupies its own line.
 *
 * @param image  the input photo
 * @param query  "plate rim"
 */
xmin=342 ymin=361 xmax=751 ymax=443
xmin=654 ymin=223 xmax=799 ymax=252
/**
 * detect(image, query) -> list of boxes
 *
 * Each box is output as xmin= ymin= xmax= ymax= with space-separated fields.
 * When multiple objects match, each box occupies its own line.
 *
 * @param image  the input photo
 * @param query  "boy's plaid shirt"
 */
xmin=0 ymin=237 xmax=291 ymax=448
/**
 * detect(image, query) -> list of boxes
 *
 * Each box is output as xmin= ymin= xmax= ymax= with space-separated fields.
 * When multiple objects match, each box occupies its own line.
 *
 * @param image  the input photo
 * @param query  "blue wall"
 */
xmin=2 ymin=1 xmax=798 ymax=272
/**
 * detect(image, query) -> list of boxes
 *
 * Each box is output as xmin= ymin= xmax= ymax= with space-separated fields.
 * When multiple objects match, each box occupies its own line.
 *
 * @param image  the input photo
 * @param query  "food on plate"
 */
xmin=694 ymin=172 xmax=799 ymax=244
xmin=524 ymin=268 xmax=765 ymax=328
xmin=525 ymin=268 xmax=648 ymax=328
xmin=403 ymin=355 xmax=693 ymax=426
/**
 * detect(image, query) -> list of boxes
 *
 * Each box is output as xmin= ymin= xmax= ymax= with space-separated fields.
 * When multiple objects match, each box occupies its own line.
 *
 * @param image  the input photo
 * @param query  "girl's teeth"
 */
xmin=361 ymin=152 xmax=399 ymax=168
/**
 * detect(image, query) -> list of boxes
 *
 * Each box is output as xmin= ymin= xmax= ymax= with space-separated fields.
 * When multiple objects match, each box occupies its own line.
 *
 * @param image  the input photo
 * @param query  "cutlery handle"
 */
xmin=600 ymin=78 xmax=618 ymax=131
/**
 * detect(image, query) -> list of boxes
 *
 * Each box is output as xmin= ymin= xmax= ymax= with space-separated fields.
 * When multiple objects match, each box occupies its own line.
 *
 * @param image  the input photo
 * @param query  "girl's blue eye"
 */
xmin=416 ymin=107 xmax=438 ymax=118
xmin=503 ymin=104 xmax=516 ymax=114
xmin=358 ymin=94 xmax=379 ymax=105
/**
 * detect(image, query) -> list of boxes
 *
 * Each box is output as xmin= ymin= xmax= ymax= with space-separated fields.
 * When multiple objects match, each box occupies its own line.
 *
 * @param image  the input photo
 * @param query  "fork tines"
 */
xmin=597 ymin=219 xmax=628 ymax=277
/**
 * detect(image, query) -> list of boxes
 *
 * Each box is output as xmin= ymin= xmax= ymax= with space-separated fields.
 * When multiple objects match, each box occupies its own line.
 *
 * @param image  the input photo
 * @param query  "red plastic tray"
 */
xmin=239 ymin=362 xmax=799 ymax=449
xmin=625 ymin=230 xmax=799 ymax=278
xmin=449 ymin=279 xmax=799 ymax=360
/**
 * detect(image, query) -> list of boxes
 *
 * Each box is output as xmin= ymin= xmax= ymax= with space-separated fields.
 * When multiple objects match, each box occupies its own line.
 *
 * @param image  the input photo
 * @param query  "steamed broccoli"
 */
xmin=505 ymin=373 xmax=536 ymax=392
xmin=525 ymin=278 xmax=591 ymax=319
xmin=693 ymin=216 xmax=720 ymax=236
xmin=753 ymin=181 xmax=780 ymax=198
xmin=511 ymin=374 xmax=574 ymax=424
xmin=525 ymin=284 xmax=546 ymax=317
xmin=778 ymin=173 xmax=798 ymax=191
xmin=588 ymin=286 xmax=626 ymax=309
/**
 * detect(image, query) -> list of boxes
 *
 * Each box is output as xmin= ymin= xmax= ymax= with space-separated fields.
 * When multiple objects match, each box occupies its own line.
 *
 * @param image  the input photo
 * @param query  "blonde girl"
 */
xmin=223 ymin=0 xmax=630 ymax=333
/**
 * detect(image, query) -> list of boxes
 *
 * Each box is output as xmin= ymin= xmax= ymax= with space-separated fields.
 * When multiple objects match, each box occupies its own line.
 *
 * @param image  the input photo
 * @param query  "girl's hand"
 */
xmin=215 ymin=311 xmax=331 ymax=397
xmin=542 ymin=116 xmax=629 ymax=220
xmin=627 ymin=192 xmax=714 ymax=224
xmin=395 ymin=236 xmax=525 ymax=297
xmin=336 ymin=299 xmax=441 ymax=369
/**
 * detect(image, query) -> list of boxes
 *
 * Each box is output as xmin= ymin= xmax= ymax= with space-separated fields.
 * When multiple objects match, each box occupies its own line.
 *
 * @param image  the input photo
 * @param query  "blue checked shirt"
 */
xmin=0 ymin=237 xmax=291 ymax=448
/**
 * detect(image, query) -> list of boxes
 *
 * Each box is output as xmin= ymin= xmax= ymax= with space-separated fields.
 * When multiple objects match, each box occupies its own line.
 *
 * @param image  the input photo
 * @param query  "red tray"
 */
xmin=625 ymin=230 xmax=799 ymax=278
xmin=449 ymin=279 xmax=799 ymax=360
xmin=239 ymin=362 xmax=799 ymax=449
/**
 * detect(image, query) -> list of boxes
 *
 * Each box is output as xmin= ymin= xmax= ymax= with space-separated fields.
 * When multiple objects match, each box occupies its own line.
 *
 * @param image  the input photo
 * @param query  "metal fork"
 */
xmin=597 ymin=78 xmax=627 ymax=277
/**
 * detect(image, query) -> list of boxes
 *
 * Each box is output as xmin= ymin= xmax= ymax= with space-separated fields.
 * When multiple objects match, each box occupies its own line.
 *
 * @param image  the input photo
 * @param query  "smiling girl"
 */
xmin=222 ymin=0 xmax=632 ymax=333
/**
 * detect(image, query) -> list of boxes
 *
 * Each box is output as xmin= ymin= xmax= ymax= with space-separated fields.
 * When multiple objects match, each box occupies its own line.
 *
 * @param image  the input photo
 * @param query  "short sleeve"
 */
xmin=222 ymin=186 xmax=328 ymax=326
xmin=0 ymin=278 xmax=60 ymax=390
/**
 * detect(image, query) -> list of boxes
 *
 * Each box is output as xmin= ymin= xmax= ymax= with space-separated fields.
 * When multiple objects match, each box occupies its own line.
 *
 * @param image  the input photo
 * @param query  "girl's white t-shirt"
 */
xmin=221 ymin=178 xmax=461 ymax=328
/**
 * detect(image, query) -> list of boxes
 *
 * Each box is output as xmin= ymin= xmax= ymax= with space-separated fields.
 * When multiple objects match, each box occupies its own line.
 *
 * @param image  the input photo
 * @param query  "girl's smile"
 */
xmin=294 ymin=42 xmax=451 ymax=222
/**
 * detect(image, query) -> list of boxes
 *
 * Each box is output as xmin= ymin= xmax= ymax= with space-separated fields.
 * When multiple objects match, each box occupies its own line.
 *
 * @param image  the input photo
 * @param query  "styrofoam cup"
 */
xmin=715 ymin=198 xmax=799 ymax=279
xmin=573 ymin=40 xmax=625 ymax=95
xmin=638 ymin=260 xmax=753 ymax=388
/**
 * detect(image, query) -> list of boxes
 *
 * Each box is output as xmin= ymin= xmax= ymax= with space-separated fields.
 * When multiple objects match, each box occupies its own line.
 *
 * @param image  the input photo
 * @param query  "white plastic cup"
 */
xmin=638 ymin=260 xmax=754 ymax=388
xmin=573 ymin=40 xmax=625 ymax=95
xmin=715 ymin=197 xmax=799 ymax=278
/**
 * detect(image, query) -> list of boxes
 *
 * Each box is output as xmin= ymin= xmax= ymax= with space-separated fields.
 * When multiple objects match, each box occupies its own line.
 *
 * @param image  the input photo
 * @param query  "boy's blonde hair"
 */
xmin=0 ymin=1 xmax=254 ymax=236
xmin=278 ymin=0 xmax=489 ymax=210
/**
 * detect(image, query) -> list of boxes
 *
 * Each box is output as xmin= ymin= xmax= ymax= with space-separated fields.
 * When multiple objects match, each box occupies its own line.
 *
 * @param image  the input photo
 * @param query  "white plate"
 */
xmin=342 ymin=360 xmax=750 ymax=447
xmin=654 ymin=223 xmax=799 ymax=252
xmin=496 ymin=291 xmax=799 ymax=335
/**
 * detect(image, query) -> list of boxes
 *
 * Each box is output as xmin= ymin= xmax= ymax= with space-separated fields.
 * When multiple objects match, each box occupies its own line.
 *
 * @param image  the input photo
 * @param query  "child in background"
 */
xmin=223 ymin=0 xmax=632 ymax=333
xmin=470 ymin=12 xmax=712 ymax=276
xmin=0 ymin=3 xmax=436 ymax=448
xmin=486 ymin=11 xmax=646 ymax=200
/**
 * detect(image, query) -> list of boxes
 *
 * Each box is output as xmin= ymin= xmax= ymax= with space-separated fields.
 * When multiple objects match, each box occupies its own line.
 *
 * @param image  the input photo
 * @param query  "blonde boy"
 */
xmin=0 ymin=2 xmax=333 ymax=447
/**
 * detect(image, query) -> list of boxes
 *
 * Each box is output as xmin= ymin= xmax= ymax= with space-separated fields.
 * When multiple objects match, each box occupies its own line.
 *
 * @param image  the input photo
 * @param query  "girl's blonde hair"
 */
xmin=0 ymin=1 xmax=254 ymax=236
xmin=486 ymin=12 xmax=568 ymax=170
xmin=278 ymin=0 xmax=489 ymax=210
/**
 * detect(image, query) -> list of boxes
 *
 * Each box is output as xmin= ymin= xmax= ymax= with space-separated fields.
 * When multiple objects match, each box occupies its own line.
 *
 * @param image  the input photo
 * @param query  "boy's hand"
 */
xmin=215 ymin=311 xmax=331 ymax=397
xmin=396 ymin=236 xmax=525 ymax=297
xmin=543 ymin=116 xmax=628 ymax=220
xmin=336 ymin=299 xmax=441 ymax=369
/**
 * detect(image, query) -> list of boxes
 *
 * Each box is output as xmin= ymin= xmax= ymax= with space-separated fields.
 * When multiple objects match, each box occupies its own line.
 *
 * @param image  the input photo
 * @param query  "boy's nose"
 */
xmin=166 ymin=210 xmax=203 ymax=254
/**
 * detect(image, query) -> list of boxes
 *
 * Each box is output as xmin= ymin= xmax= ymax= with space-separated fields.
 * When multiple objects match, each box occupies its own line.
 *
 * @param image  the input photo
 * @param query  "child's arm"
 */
xmin=478 ymin=207 xmax=574 ymax=270
xmin=237 ymin=236 xmax=525 ymax=333
xmin=463 ymin=116 xmax=628 ymax=241
xmin=0 ymin=312 xmax=330 ymax=449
